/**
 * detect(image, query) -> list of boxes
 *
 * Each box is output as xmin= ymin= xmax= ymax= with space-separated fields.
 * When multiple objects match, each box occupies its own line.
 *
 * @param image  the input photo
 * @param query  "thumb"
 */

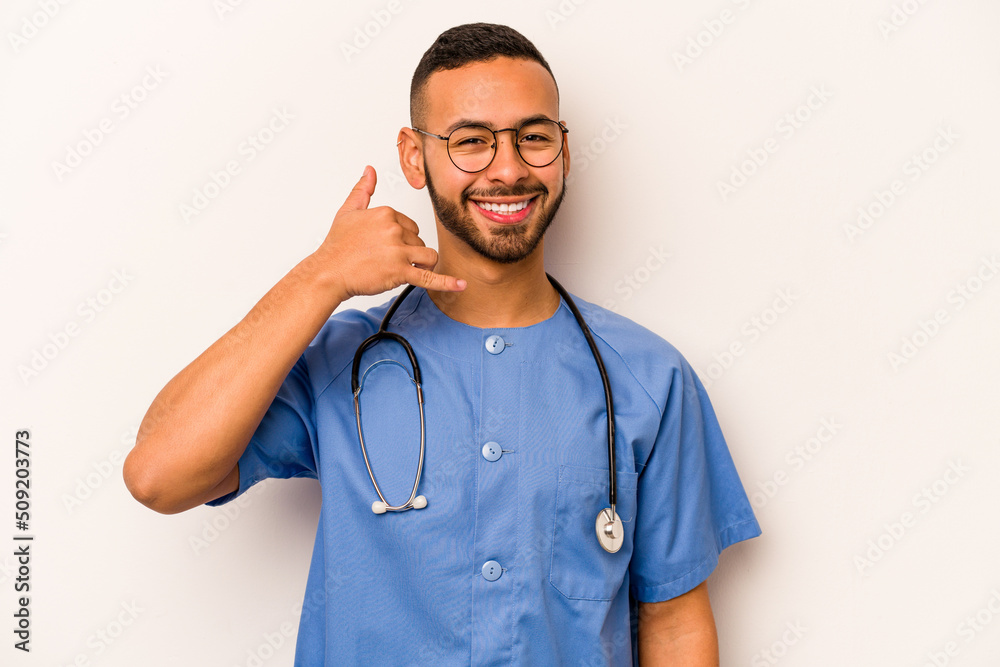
xmin=340 ymin=165 xmax=377 ymax=212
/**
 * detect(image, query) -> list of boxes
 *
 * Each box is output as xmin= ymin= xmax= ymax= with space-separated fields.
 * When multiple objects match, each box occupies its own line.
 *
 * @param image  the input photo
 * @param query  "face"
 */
xmin=405 ymin=57 xmax=570 ymax=265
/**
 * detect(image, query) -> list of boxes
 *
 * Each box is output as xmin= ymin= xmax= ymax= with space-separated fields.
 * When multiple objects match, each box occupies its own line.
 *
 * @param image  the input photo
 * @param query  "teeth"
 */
xmin=476 ymin=199 xmax=529 ymax=214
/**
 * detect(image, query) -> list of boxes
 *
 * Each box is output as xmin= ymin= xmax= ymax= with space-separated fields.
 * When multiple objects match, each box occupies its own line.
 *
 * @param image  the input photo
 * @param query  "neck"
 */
xmin=427 ymin=238 xmax=560 ymax=328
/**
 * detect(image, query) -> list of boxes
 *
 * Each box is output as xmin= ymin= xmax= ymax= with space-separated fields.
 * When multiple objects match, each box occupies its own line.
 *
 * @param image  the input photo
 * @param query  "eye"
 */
xmin=517 ymin=121 xmax=560 ymax=145
xmin=455 ymin=136 xmax=489 ymax=147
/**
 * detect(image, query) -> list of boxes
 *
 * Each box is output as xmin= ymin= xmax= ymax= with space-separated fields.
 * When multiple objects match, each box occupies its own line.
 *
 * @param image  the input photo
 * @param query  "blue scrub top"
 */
xmin=208 ymin=286 xmax=760 ymax=666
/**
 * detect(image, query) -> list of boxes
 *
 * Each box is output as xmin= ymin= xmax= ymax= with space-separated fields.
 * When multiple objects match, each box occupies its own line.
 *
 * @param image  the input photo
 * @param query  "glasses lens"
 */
xmin=447 ymin=126 xmax=495 ymax=172
xmin=516 ymin=120 xmax=563 ymax=167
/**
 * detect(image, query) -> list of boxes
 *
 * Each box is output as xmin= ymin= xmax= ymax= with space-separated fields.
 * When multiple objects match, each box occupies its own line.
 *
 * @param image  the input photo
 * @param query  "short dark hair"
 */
xmin=409 ymin=23 xmax=557 ymax=126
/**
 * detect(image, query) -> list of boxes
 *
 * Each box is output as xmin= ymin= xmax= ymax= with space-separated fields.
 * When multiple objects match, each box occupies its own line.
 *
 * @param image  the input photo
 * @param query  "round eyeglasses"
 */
xmin=412 ymin=119 xmax=569 ymax=173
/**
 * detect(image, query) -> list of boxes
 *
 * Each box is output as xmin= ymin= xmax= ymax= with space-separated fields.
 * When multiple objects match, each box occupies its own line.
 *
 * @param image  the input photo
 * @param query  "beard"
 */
xmin=424 ymin=165 xmax=566 ymax=265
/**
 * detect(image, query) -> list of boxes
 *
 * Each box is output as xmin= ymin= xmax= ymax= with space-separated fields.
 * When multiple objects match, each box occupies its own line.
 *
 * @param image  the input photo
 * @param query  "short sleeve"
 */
xmin=628 ymin=359 xmax=761 ymax=602
xmin=205 ymin=354 xmax=318 ymax=506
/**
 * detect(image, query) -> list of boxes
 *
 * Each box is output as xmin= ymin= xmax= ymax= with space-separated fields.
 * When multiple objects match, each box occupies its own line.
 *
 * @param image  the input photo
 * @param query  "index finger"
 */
xmin=404 ymin=266 xmax=467 ymax=293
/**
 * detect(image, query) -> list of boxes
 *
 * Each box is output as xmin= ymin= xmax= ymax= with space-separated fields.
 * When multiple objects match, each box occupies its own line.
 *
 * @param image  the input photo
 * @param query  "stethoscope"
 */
xmin=351 ymin=273 xmax=624 ymax=554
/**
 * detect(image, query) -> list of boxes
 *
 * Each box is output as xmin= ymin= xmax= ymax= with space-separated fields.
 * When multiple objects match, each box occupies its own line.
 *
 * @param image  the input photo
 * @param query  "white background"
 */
xmin=2 ymin=1 xmax=999 ymax=665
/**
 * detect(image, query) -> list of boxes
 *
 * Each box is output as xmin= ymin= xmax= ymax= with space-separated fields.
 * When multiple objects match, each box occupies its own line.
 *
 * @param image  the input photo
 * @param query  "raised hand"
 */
xmin=316 ymin=165 xmax=466 ymax=300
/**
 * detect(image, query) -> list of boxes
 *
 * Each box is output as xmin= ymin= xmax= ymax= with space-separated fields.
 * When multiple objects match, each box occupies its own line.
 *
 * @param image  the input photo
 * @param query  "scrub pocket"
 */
xmin=549 ymin=463 xmax=639 ymax=601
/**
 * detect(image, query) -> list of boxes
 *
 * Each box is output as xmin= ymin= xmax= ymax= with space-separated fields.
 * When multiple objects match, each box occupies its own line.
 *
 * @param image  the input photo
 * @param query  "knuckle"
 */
xmin=413 ymin=267 xmax=434 ymax=285
xmin=369 ymin=205 xmax=393 ymax=219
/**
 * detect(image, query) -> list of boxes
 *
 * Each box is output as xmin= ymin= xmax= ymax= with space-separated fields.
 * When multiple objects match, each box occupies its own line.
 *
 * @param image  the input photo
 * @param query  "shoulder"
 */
xmin=566 ymin=292 xmax=699 ymax=414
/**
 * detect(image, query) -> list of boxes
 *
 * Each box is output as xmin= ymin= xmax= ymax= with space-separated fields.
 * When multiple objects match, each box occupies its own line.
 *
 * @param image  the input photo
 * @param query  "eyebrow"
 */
xmin=444 ymin=114 xmax=556 ymax=134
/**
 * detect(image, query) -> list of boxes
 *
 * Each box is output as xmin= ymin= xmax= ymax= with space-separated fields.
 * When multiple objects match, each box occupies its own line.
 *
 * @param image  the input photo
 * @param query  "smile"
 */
xmin=470 ymin=196 xmax=537 ymax=224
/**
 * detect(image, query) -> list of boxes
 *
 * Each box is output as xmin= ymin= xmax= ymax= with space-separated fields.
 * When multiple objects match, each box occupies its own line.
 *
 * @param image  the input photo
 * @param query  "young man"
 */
xmin=124 ymin=23 xmax=760 ymax=665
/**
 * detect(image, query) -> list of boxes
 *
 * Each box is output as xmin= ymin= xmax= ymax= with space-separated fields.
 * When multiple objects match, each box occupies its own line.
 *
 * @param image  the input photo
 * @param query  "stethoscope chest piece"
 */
xmin=596 ymin=507 xmax=623 ymax=553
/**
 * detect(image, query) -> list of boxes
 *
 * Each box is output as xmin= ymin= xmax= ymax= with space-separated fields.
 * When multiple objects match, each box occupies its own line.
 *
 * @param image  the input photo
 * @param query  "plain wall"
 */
xmin=2 ymin=1 xmax=999 ymax=665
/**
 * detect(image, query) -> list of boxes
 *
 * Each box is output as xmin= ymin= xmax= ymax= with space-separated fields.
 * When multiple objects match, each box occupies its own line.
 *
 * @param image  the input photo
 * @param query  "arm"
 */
xmin=122 ymin=166 xmax=465 ymax=514
xmin=637 ymin=581 xmax=719 ymax=666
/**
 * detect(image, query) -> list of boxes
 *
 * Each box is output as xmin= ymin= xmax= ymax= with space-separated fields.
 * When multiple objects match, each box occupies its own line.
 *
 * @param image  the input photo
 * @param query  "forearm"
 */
xmin=637 ymin=582 xmax=719 ymax=666
xmin=123 ymin=252 xmax=346 ymax=514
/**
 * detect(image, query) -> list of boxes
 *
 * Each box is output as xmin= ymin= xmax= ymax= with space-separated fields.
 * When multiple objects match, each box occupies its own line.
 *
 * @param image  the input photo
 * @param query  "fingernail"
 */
xmin=456 ymin=279 xmax=467 ymax=289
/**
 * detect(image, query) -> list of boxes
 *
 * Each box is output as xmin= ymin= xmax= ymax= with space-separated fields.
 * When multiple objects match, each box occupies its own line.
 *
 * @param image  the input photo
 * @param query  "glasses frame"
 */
xmin=412 ymin=119 xmax=569 ymax=173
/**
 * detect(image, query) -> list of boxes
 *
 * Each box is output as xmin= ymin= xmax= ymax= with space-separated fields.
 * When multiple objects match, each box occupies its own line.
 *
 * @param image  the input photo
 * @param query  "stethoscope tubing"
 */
xmin=546 ymin=274 xmax=617 ymax=515
xmin=352 ymin=308 xmax=426 ymax=512
xmin=351 ymin=274 xmax=617 ymax=524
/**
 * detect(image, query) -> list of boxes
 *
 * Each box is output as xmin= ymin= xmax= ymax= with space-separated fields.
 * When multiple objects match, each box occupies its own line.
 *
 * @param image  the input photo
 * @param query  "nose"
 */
xmin=483 ymin=129 xmax=530 ymax=184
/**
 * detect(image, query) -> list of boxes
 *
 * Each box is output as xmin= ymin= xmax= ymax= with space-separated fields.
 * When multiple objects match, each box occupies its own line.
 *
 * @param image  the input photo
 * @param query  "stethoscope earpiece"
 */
xmin=371 ymin=495 xmax=426 ymax=515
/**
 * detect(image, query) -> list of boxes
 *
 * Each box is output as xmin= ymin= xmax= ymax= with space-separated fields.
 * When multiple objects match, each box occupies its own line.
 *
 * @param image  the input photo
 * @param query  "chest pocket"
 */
xmin=549 ymin=463 xmax=639 ymax=601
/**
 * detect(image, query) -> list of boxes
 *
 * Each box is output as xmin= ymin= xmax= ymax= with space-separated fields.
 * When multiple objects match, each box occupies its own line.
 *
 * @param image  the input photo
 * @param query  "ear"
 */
xmin=397 ymin=128 xmax=426 ymax=189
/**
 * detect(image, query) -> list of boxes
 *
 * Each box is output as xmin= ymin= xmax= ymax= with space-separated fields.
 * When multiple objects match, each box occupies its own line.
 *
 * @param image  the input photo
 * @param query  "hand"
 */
xmin=316 ymin=165 xmax=466 ymax=300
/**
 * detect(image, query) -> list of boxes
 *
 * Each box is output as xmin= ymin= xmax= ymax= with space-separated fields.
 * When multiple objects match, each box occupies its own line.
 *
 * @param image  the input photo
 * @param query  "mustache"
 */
xmin=462 ymin=184 xmax=548 ymax=201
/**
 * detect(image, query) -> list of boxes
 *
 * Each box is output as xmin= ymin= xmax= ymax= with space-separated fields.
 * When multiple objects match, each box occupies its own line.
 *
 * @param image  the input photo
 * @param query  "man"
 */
xmin=124 ymin=23 xmax=760 ymax=665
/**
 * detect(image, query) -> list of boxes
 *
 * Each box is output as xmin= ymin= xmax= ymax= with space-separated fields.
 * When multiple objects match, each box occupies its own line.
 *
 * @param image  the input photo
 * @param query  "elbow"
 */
xmin=122 ymin=450 xmax=186 ymax=515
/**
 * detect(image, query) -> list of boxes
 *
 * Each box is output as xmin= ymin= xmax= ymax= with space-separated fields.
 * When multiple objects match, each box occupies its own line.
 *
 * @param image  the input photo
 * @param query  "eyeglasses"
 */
xmin=412 ymin=118 xmax=569 ymax=173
